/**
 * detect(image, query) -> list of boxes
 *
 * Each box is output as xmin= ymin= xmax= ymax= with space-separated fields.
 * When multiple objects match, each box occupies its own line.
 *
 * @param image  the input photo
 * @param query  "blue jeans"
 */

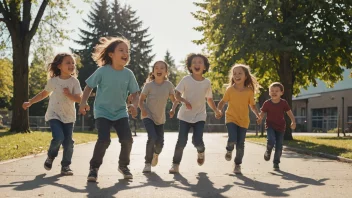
xmin=90 ymin=117 xmax=133 ymax=168
xmin=226 ymin=122 xmax=247 ymax=165
xmin=266 ymin=128 xmax=284 ymax=164
xmin=48 ymin=119 xmax=74 ymax=167
xmin=172 ymin=120 xmax=205 ymax=164
xmin=143 ymin=118 xmax=164 ymax=164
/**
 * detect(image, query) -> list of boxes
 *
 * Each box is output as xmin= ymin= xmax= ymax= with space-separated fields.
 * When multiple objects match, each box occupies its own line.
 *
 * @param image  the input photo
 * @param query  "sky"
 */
xmin=55 ymin=0 xmax=204 ymax=68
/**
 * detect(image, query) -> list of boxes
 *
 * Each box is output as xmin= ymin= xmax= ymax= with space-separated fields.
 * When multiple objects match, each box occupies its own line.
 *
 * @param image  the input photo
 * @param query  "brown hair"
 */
xmin=228 ymin=64 xmax=260 ymax=93
xmin=47 ymin=53 xmax=77 ymax=78
xmin=92 ymin=37 xmax=130 ymax=66
xmin=185 ymin=53 xmax=210 ymax=74
xmin=146 ymin=61 xmax=169 ymax=83
xmin=269 ymin=82 xmax=284 ymax=92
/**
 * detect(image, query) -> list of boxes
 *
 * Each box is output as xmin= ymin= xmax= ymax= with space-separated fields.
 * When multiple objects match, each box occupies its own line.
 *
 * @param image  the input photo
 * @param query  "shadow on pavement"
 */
xmin=230 ymin=174 xmax=308 ymax=197
xmin=85 ymin=179 xmax=145 ymax=198
xmin=172 ymin=172 xmax=233 ymax=198
xmin=270 ymin=170 xmax=329 ymax=186
xmin=0 ymin=173 xmax=84 ymax=193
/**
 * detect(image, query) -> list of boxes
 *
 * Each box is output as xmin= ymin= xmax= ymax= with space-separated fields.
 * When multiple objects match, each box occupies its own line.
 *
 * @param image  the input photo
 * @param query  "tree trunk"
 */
xmin=10 ymin=39 xmax=30 ymax=133
xmin=278 ymin=52 xmax=294 ymax=140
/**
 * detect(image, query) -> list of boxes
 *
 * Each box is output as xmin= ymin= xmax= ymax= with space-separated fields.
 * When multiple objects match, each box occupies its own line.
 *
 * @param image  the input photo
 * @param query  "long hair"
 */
xmin=92 ymin=37 xmax=130 ymax=66
xmin=47 ymin=53 xmax=77 ymax=78
xmin=145 ymin=60 xmax=169 ymax=83
xmin=228 ymin=64 xmax=260 ymax=94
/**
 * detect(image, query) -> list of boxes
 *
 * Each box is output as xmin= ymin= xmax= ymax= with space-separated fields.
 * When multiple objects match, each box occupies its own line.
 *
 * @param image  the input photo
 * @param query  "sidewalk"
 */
xmin=0 ymin=133 xmax=351 ymax=198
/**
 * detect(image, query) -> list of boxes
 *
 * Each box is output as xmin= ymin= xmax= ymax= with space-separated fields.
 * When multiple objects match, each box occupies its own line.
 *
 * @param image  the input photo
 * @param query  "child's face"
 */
xmin=189 ymin=56 xmax=205 ymax=75
xmin=153 ymin=62 xmax=167 ymax=79
xmin=58 ymin=56 xmax=75 ymax=76
xmin=232 ymin=67 xmax=247 ymax=85
xmin=110 ymin=42 xmax=130 ymax=66
xmin=269 ymin=86 xmax=283 ymax=100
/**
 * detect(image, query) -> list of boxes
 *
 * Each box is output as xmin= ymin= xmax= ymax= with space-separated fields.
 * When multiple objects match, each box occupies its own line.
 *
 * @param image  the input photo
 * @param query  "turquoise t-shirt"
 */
xmin=86 ymin=65 xmax=140 ymax=120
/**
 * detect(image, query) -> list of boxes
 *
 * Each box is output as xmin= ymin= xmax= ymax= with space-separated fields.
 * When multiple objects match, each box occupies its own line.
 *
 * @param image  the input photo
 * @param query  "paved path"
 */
xmin=0 ymin=133 xmax=351 ymax=198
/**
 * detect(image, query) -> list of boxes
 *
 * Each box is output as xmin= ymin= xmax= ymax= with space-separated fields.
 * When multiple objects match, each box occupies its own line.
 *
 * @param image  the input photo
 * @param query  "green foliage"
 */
xmin=164 ymin=50 xmax=178 ymax=85
xmin=0 ymin=58 xmax=13 ymax=108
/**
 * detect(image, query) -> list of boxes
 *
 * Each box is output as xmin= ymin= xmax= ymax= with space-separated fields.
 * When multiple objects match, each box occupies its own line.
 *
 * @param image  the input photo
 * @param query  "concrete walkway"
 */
xmin=0 ymin=133 xmax=351 ymax=198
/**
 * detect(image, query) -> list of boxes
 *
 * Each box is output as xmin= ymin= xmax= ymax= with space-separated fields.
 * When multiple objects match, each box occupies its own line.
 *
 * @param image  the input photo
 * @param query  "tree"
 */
xmin=193 ymin=0 xmax=352 ymax=140
xmin=0 ymin=0 xmax=87 ymax=132
xmin=112 ymin=1 xmax=155 ymax=87
xmin=0 ymin=58 xmax=13 ymax=108
xmin=164 ymin=50 xmax=178 ymax=85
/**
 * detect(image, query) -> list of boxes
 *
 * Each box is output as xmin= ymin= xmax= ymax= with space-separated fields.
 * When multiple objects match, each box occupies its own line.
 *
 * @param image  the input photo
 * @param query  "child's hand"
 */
xmin=22 ymin=101 xmax=31 ymax=110
xmin=256 ymin=117 xmax=262 ymax=125
xmin=79 ymin=103 xmax=90 ymax=115
xmin=169 ymin=109 xmax=175 ymax=118
xmin=128 ymin=104 xmax=138 ymax=118
xmin=63 ymin=88 xmax=71 ymax=97
xmin=184 ymin=101 xmax=192 ymax=110
xmin=141 ymin=109 xmax=148 ymax=117
xmin=291 ymin=122 xmax=296 ymax=130
xmin=215 ymin=109 xmax=222 ymax=119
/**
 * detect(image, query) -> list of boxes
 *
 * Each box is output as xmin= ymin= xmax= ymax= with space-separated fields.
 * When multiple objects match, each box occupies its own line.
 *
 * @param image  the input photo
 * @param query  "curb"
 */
xmin=247 ymin=140 xmax=352 ymax=164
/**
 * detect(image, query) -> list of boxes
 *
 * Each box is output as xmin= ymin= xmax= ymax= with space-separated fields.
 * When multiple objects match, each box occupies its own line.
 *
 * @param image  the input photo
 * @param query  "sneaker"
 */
xmin=87 ymin=168 xmax=98 ymax=182
xmin=169 ymin=164 xmax=179 ymax=174
xmin=197 ymin=152 xmax=205 ymax=166
xmin=273 ymin=163 xmax=280 ymax=171
xmin=151 ymin=153 xmax=159 ymax=167
xmin=118 ymin=166 xmax=133 ymax=179
xmin=225 ymin=151 xmax=232 ymax=161
xmin=61 ymin=166 xmax=74 ymax=175
xmin=44 ymin=157 xmax=54 ymax=171
xmin=234 ymin=164 xmax=242 ymax=174
xmin=264 ymin=149 xmax=272 ymax=161
xmin=143 ymin=163 xmax=151 ymax=173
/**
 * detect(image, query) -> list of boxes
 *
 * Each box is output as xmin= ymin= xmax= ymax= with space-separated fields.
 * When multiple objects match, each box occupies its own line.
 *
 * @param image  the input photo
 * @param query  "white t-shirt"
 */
xmin=44 ymin=76 xmax=82 ymax=123
xmin=175 ymin=75 xmax=213 ymax=123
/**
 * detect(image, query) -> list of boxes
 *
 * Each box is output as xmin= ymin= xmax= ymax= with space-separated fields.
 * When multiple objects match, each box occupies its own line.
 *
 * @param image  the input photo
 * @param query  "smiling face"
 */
xmin=58 ymin=55 xmax=75 ymax=76
xmin=110 ymin=42 xmax=130 ymax=67
xmin=269 ymin=85 xmax=284 ymax=100
xmin=232 ymin=66 xmax=247 ymax=85
xmin=189 ymin=56 xmax=206 ymax=75
xmin=153 ymin=61 xmax=168 ymax=79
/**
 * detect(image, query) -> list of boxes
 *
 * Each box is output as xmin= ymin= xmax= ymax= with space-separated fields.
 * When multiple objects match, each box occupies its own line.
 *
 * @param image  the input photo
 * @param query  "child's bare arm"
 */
xmin=169 ymin=94 xmax=179 ymax=118
xmin=286 ymin=110 xmax=296 ymax=129
xmin=138 ymin=93 xmax=147 ymax=117
xmin=175 ymin=90 xmax=192 ymax=109
xmin=22 ymin=90 xmax=50 ymax=110
xmin=217 ymin=99 xmax=225 ymax=112
xmin=79 ymin=86 xmax=93 ymax=115
xmin=250 ymin=104 xmax=260 ymax=119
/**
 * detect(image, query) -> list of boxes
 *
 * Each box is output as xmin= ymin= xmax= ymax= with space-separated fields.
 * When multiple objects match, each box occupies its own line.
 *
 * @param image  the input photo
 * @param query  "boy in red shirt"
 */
xmin=257 ymin=82 xmax=296 ymax=170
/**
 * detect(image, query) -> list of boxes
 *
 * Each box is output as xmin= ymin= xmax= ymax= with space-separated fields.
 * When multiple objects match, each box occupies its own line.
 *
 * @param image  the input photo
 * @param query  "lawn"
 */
xmin=247 ymin=134 xmax=352 ymax=159
xmin=0 ymin=129 xmax=117 ymax=161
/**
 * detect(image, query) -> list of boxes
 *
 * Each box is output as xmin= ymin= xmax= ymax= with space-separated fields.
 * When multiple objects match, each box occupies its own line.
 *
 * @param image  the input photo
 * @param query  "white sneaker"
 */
xmin=143 ymin=163 xmax=151 ymax=173
xmin=169 ymin=164 xmax=179 ymax=174
xmin=197 ymin=152 xmax=205 ymax=166
xmin=151 ymin=153 xmax=159 ymax=167
xmin=234 ymin=164 xmax=242 ymax=174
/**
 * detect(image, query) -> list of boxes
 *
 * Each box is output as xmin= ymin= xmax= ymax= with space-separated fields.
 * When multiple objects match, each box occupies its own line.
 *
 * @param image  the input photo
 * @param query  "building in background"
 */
xmin=292 ymin=69 xmax=352 ymax=132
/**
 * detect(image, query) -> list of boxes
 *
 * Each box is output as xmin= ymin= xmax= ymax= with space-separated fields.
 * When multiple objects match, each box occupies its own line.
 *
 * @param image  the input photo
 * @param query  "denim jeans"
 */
xmin=143 ymin=118 xmax=164 ymax=164
xmin=226 ymin=122 xmax=247 ymax=165
xmin=172 ymin=120 xmax=205 ymax=164
xmin=48 ymin=119 xmax=74 ymax=167
xmin=266 ymin=127 xmax=284 ymax=164
xmin=89 ymin=117 xmax=133 ymax=169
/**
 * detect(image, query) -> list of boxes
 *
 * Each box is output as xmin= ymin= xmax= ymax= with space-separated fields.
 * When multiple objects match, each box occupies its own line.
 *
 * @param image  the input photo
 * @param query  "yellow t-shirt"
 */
xmin=222 ymin=86 xmax=255 ymax=128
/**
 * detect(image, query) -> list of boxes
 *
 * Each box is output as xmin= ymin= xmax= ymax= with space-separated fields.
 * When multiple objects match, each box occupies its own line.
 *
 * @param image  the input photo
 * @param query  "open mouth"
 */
xmin=235 ymin=77 xmax=241 ymax=81
xmin=194 ymin=68 xmax=200 ymax=72
xmin=121 ymin=57 xmax=128 ymax=62
xmin=156 ymin=73 xmax=162 ymax=76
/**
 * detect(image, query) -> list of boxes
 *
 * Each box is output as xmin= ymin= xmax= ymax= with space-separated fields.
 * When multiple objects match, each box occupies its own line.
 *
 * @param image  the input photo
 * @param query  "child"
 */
xmin=22 ymin=53 xmax=82 ymax=175
xmin=169 ymin=53 xmax=222 ymax=174
xmin=138 ymin=60 xmax=178 ymax=173
xmin=79 ymin=37 xmax=139 ymax=181
xmin=257 ymin=82 xmax=296 ymax=170
xmin=217 ymin=64 xmax=260 ymax=174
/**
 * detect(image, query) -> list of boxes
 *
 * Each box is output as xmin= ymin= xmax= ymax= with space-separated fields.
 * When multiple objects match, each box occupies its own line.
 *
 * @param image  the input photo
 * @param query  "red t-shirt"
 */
xmin=260 ymin=99 xmax=291 ymax=133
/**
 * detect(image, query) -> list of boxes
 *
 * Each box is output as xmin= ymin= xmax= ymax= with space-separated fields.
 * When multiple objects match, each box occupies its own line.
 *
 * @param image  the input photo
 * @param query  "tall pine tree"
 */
xmin=164 ymin=50 xmax=177 ymax=85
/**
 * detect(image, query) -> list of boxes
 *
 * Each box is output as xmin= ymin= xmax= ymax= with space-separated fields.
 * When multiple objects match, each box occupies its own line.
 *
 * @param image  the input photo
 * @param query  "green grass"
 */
xmin=247 ymin=134 xmax=352 ymax=159
xmin=0 ymin=129 xmax=117 ymax=161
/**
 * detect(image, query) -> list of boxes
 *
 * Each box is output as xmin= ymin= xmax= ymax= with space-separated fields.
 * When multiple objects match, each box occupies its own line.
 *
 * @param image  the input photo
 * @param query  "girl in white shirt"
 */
xmin=22 ymin=53 xmax=82 ymax=175
xmin=169 ymin=53 xmax=222 ymax=174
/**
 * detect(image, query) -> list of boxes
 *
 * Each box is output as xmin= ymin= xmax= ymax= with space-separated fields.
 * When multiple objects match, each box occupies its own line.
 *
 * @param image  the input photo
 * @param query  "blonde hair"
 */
xmin=228 ymin=64 xmax=260 ymax=94
xmin=92 ymin=37 xmax=130 ymax=67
